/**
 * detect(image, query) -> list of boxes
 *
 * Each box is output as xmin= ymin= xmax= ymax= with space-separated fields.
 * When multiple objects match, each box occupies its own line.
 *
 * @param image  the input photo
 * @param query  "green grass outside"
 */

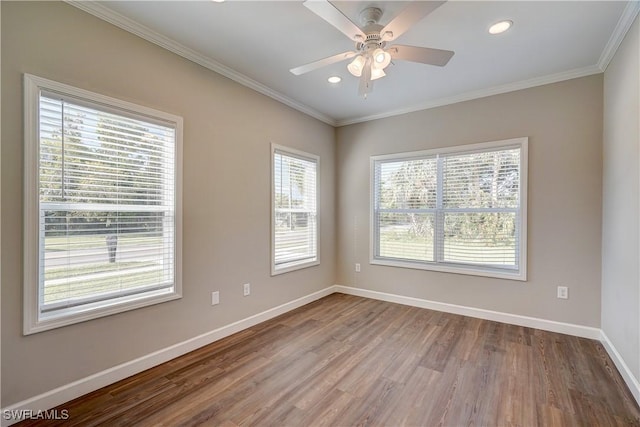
xmin=45 ymin=234 xmax=162 ymax=251
xmin=45 ymin=261 xmax=156 ymax=281
xmin=274 ymin=226 xmax=314 ymax=252
xmin=43 ymin=234 xmax=170 ymax=304
xmin=380 ymin=228 xmax=514 ymax=265
xmin=43 ymin=267 xmax=165 ymax=303
xmin=380 ymin=228 xmax=434 ymax=261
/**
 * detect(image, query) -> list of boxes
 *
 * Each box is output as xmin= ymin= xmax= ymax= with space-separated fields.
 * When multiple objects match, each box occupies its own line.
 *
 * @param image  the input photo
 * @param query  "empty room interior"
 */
xmin=1 ymin=0 xmax=640 ymax=425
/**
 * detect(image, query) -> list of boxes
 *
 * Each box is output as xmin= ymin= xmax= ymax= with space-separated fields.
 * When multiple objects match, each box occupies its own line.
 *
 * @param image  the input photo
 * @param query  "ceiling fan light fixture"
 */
xmin=372 ymin=48 xmax=391 ymax=70
xmin=371 ymin=67 xmax=386 ymax=80
xmin=347 ymin=55 xmax=366 ymax=77
xmin=489 ymin=20 xmax=513 ymax=35
xmin=294 ymin=0 xmax=454 ymax=96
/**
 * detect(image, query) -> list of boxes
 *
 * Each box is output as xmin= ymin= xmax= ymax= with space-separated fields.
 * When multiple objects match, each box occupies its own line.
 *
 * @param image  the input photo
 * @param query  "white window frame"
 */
xmin=370 ymin=137 xmax=528 ymax=281
xmin=23 ymin=74 xmax=183 ymax=334
xmin=271 ymin=143 xmax=320 ymax=275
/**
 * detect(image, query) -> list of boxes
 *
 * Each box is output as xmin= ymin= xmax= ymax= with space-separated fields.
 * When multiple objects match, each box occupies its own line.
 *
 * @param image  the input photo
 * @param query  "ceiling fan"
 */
xmin=290 ymin=0 xmax=455 ymax=97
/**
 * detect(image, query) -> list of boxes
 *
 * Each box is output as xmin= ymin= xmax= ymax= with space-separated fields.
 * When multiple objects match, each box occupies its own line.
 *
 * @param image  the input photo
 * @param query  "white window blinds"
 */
xmin=272 ymin=146 xmax=319 ymax=274
xmin=372 ymin=139 xmax=527 ymax=280
xmin=441 ymin=148 xmax=521 ymax=267
xmin=24 ymin=74 xmax=182 ymax=334
xmin=376 ymin=157 xmax=437 ymax=262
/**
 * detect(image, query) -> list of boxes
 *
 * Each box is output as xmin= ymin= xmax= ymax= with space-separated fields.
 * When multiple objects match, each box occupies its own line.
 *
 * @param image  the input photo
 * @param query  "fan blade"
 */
xmin=304 ymin=0 xmax=366 ymax=41
xmin=389 ymin=45 xmax=454 ymax=67
xmin=290 ymin=51 xmax=357 ymax=75
xmin=381 ymin=1 xmax=445 ymax=41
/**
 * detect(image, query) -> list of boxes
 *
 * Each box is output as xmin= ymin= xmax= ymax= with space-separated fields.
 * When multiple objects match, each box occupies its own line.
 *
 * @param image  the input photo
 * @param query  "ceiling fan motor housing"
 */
xmin=354 ymin=8 xmax=388 ymax=53
xmin=359 ymin=7 xmax=383 ymax=27
xmin=356 ymin=38 xmax=386 ymax=53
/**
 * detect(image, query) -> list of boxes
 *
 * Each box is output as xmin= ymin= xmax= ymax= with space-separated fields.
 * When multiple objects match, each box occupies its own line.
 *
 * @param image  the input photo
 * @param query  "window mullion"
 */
xmin=374 ymin=161 xmax=380 ymax=259
xmin=435 ymin=154 xmax=444 ymax=263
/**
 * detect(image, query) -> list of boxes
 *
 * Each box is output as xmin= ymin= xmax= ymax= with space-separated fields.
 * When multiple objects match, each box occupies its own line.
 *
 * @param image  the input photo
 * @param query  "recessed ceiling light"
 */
xmin=328 ymin=76 xmax=342 ymax=84
xmin=489 ymin=20 xmax=513 ymax=35
xmin=211 ymin=0 xmax=225 ymax=3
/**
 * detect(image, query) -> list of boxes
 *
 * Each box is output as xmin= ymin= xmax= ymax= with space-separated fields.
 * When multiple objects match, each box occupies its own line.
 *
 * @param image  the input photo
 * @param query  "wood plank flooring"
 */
xmin=16 ymin=293 xmax=640 ymax=426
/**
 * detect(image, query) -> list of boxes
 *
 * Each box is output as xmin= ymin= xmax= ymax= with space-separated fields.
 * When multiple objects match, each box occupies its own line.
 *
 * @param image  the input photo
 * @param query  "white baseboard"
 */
xmin=600 ymin=330 xmax=640 ymax=406
xmin=335 ymin=285 xmax=640 ymax=406
xmin=4 ymin=284 xmax=638 ymax=425
xmin=334 ymin=285 xmax=602 ymax=340
xmin=0 ymin=286 xmax=336 ymax=427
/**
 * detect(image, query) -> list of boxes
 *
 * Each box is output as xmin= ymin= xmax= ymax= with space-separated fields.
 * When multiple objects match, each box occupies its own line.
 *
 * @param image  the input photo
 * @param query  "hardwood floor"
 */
xmin=17 ymin=293 xmax=640 ymax=426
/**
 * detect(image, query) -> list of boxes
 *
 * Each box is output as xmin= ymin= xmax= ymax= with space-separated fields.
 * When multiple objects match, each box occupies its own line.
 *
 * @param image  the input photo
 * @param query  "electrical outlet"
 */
xmin=355 ymin=263 xmax=361 ymax=272
xmin=557 ymin=286 xmax=569 ymax=299
xmin=211 ymin=291 xmax=219 ymax=305
xmin=243 ymin=283 xmax=250 ymax=297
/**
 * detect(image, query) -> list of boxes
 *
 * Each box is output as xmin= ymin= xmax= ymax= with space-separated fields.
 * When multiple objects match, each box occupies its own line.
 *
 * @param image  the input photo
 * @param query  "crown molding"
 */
xmin=65 ymin=1 xmax=337 ymax=127
xmin=65 ymin=0 xmax=635 ymax=129
xmin=336 ymin=65 xmax=602 ymax=127
xmin=597 ymin=0 xmax=640 ymax=71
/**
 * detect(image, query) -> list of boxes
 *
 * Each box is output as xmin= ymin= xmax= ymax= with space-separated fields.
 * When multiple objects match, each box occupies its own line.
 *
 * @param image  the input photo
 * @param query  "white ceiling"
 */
xmin=71 ymin=1 xmax=638 ymax=126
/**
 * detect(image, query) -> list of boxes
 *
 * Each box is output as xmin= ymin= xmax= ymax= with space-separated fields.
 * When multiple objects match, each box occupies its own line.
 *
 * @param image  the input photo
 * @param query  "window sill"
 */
xmin=24 ymin=289 xmax=181 ymax=335
xmin=370 ymin=258 xmax=526 ymax=281
xmin=271 ymin=259 xmax=320 ymax=276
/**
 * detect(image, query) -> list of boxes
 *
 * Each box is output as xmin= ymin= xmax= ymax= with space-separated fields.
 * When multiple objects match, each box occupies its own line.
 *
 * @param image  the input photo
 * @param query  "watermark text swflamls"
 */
xmin=2 ymin=409 xmax=70 ymax=421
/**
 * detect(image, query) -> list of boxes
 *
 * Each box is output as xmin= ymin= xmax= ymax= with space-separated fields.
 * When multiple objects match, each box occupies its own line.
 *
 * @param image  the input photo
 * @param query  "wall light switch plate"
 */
xmin=211 ymin=291 xmax=220 ymax=305
xmin=355 ymin=263 xmax=361 ymax=272
xmin=243 ymin=283 xmax=250 ymax=297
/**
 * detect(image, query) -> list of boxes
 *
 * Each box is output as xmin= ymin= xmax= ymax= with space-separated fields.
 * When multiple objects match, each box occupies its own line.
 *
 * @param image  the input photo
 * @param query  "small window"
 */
xmin=271 ymin=144 xmax=319 ymax=275
xmin=371 ymin=138 xmax=527 ymax=280
xmin=23 ymin=74 xmax=182 ymax=334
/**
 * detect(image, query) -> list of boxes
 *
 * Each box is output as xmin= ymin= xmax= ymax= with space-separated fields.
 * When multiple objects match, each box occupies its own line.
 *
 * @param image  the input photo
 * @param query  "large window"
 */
xmin=24 ymin=74 xmax=182 ymax=334
xmin=271 ymin=144 xmax=319 ymax=275
xmin=371 ymin=138 xmax=527 ymax=280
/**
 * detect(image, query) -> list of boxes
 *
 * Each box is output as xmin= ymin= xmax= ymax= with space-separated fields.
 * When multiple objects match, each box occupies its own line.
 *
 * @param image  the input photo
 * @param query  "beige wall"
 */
xmin=1 ymin=0 xmax=628 ymax=411
xmin=602 ymin=16 xmax=639 ymax=380
xmin=336 ymin=75 xmax=603 ymax=327
xmin=1 ymin=2 xmax=335 ymax=405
